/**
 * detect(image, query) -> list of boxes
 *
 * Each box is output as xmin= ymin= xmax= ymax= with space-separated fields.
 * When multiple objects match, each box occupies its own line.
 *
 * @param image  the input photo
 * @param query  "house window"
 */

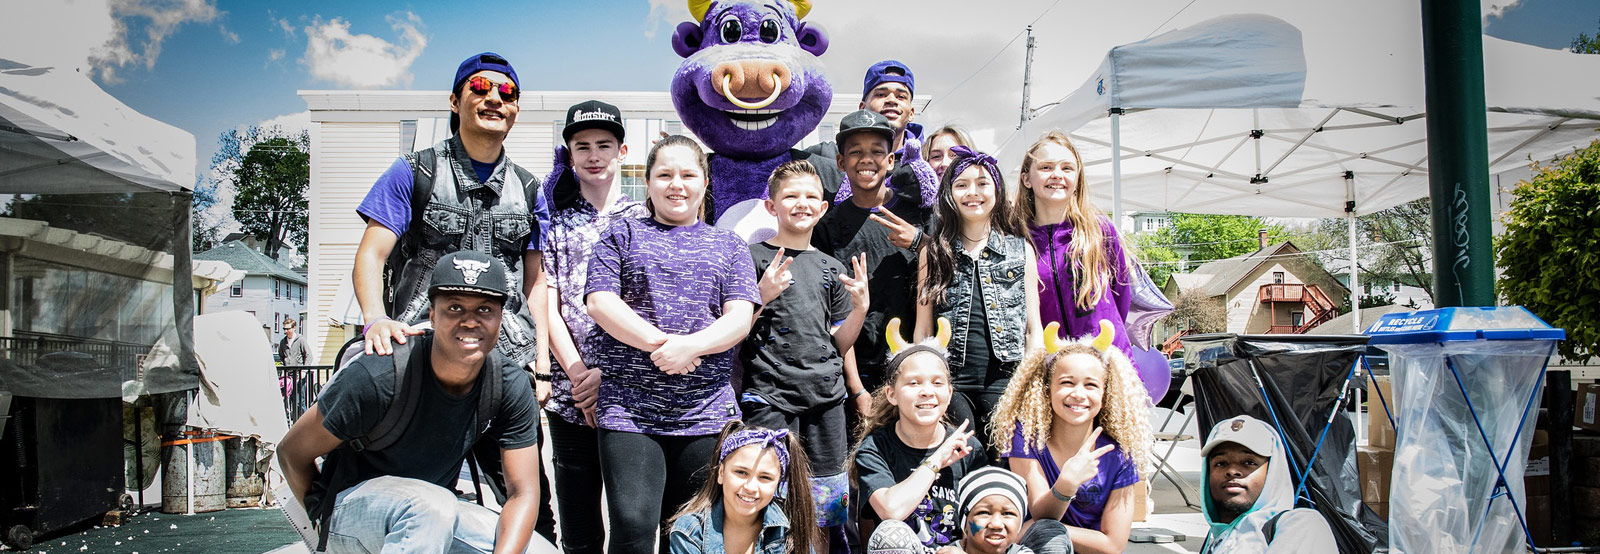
xmin=299 ymin=285 xmax=305 ymax=302
xmin=231 ymin=280 xmax=243 ymax=297
xmin=1273 ymin=272 xmax=1285 ymax=284
xmin=274 ymin=280 xmax=281 ymax=299
xmin=1291 ymin=311 xmax=1304 ymax=327
xmin=620 ymin=164 xmax=647 ymax=203
xmin=1393 ymin=282 xmax=1401 ymax=292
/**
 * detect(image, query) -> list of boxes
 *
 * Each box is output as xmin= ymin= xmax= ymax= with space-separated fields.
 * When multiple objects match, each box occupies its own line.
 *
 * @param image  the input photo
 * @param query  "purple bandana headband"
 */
xmin=719 ymin=428 xmax=792 ymax=485
xmin=946 ymin=145 xmax=1003 ymax=190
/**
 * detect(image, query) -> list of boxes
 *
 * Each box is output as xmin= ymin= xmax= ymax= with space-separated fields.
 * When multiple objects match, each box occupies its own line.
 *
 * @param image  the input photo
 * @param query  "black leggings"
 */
xmin=597 ymin=429 xmax=717 ymax=554
xmin=547 ymin=415 xmax=605 ymax=554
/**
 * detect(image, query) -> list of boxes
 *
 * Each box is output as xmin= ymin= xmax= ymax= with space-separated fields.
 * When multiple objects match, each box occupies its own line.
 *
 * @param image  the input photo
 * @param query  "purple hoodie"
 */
xmin=1029 ymin=218 xmax=1132 ymax=353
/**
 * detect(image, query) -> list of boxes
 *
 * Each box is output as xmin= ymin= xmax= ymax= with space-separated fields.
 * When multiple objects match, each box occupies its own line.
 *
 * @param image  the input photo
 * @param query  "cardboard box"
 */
xmin=1526 ymin=429 xmax=1550 ymax=496
xmin=1526 ymin=494 xmax=1552 ymax=547
xmin=1368 ymin=375 xmax=1397 ymax=449
xmin=1578 ymin=383 xmax=1600 ymax=433
xmin=1363 ymin=501 xmax=1388 ymax=520
xmin=1358 ymin=445 xmax=1395 ymax=504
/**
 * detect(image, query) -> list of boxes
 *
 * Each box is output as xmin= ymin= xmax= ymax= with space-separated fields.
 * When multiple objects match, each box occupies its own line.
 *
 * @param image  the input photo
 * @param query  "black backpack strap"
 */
xmin=350 ymin=335 xmax=426 ymax=452
xmin=1263 ymin=510 xmax=1287 ymax=543
xmin=382 ymin=148 xmax=437 ymax=315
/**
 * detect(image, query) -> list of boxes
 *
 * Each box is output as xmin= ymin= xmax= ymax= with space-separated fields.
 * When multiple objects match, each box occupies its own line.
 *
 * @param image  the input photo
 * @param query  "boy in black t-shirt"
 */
xmin=742 ymin=159 xmax=870 ymax=547
xmin=812 ymin=110 xmax=934 ymax=396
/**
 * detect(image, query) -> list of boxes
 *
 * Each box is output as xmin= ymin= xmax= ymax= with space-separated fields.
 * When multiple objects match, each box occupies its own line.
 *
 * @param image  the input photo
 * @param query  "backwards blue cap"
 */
xmin=862 ymin=60 xmax=914 ymax=99
xmin=453 ymin=52 xmax=519 ymax=94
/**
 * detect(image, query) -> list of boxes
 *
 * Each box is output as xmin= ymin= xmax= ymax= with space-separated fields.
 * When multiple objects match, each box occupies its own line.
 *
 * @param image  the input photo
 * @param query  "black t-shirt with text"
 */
xmin=854 ymin=423 xmax=987 ymax=549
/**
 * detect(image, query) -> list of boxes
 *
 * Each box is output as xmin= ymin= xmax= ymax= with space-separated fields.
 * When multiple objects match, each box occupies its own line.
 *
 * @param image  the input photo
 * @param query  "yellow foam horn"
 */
xmin=790 ymin=0 xmax=812 ymax=18
xmin=934 ymin=317 xmax=952 ymax=349
xmin=885 ymin=318 xmax=909 ymax=355
xmin=688 ymin=0 xmax=713 ymax=22
xmin=1091 ymin=319 xmax=1115 ymax=353
xmin=1044 ymin=321 xmax=1063 ymax=354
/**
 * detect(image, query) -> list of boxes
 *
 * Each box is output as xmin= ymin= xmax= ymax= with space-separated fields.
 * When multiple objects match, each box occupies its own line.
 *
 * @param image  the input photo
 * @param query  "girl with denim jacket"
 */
xmin=915 ymin=146 xmax=1044 ymax=455
xmin=669 ymin=422 xmax=818 ymax=554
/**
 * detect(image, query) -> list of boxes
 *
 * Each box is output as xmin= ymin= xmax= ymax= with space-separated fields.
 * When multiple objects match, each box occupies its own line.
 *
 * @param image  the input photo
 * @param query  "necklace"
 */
xmin=960 ymin=226 xmax=990 ymax=244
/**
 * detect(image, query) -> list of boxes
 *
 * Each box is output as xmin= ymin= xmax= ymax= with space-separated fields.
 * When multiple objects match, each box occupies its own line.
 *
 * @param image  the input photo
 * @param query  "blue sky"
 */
xmin=6 ymin=0 xmax=1597 ymax=183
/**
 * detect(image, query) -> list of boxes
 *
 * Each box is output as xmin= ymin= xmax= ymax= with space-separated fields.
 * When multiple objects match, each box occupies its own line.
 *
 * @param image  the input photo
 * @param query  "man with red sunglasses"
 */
xmin=348 ymin=51 xmax=556 ymax=546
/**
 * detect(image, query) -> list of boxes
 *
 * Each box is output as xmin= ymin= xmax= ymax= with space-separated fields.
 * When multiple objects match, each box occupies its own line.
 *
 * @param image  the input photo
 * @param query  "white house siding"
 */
xmin=307 ymin=120 xmax=401 ymax=364
xmin=201 ymin=274 xmax=307 ymax=345
xmin=1226 ymin=263 xmax=1305 ymax=334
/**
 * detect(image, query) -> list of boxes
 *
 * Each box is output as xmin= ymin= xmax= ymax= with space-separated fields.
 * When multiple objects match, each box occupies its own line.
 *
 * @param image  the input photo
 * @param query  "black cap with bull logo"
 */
xmin=428 ymin=251 xmax=510 ymax=300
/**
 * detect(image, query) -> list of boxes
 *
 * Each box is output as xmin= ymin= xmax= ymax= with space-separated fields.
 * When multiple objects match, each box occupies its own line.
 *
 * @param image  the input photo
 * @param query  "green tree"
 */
xmin=1312 ymin=199 xmax=1435 ymax=304
xmin=1170 ymin=287 xmax=1227 ymax=334
xmin=211 ymin=126 xmax=310 ymax=260
xmin=1129 ymin=232 xmax=1180 ymax=288
xmin=1572 ymin=18 xmax=1599 ymax=54
xmin=1155 ymin=213 xmax=1286 ymax=262
xmin=1497 ymin=140 xmax=1600 ymax=362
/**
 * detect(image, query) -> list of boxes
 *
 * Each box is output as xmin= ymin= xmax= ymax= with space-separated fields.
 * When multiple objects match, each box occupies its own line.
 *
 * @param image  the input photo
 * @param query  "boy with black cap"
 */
xmin=807 ymin=60 xmax=939 ymax=209
xmin=280 ymin=251 xmax=556 ymax=554
xmin=1199 ymin=415 xmax=1336 ymax=554
xmin=349 ymin=50 xmax=556 ymax=545
xmin=540 ymin=99 xmax=645 ymax=554
xmin=812 ymin=109 xmax=933 ymax=400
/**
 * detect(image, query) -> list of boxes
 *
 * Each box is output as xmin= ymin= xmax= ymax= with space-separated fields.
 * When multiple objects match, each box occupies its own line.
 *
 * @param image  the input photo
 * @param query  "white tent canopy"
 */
xmin=1002 ymin=13 xmax=1600 ymax=219
xmin=0 ymin=57 xmax=195 ymax=193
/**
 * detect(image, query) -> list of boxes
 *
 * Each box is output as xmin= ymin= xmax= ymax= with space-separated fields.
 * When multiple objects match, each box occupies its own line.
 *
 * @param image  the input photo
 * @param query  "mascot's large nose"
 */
xmin=711 ymin=60 xmax=792 ymax=109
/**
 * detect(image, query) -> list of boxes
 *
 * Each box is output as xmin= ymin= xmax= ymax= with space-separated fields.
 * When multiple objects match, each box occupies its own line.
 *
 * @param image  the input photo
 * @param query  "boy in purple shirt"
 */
xmin=584 ymin=135 xmax=760 ymax=554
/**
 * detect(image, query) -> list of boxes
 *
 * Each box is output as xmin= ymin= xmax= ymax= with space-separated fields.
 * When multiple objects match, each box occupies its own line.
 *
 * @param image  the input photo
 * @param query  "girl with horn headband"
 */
xmin=989 ymin=320 xmax=1153 ymax=554
xmin=915 ymin=145 xmax=1043 ymax=458
xmin=851 ymin=317 xmax=987 ymax=553
xmin=668 ymin=421 xmax=819 ymax=554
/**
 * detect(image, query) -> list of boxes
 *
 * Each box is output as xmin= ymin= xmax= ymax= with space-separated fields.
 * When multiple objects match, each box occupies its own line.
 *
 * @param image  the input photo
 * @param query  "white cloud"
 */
xmin=255 ymin=111 xmax=311 ymax=138
xmin=1483 ymin=0 xmax=1523 ymax=20
xmin=0 ymin=0 xmax=225 ymax=82
xmin=220 ymin=25 xmax=240 ymax=44
xmin=269 ymin=10 xmax=296 ymax=38
xmin=302 ymin=12 xmax=427 ymax=88
xmin=267 ymin=49 xmax=286 ymax=63
xmin=644 ymin=0 xmax=692 ymax=40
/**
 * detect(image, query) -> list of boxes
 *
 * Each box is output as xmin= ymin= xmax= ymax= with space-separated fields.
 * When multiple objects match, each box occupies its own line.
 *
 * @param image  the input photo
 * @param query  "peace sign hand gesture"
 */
xmin=867 ymin=207 xmax=921 ymax=250
xmin=838 ymin=253 xmax=870 ymax=311
xmin=758 ymin=249 xmax=795 ymax=304
xmin=1054 ymin=428 xmax=1117 ymax=497
xmin=929 ymin=419 xmax=978 ymax=470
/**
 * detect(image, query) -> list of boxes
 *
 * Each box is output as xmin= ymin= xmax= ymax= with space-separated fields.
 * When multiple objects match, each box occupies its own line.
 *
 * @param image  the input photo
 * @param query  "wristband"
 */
xmin=909 ymin=229 xmax=923 ymax=251
xmin=851 ymin=389 xmax=869 ymax=399
xmin=1050 ymin=483 xmax=1075 ymax=504
xmin=532 ymin=373 xmax=552 ymax=382
xmin=362 ymin=316 xmax=392 ymax=334
xmin=918 ymin=458 xmax=941 ymax=475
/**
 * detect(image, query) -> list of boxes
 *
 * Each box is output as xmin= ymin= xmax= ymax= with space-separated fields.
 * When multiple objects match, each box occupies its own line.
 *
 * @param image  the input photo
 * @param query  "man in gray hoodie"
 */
xmin=1200 ymin=415 xmax=1336 ymax=553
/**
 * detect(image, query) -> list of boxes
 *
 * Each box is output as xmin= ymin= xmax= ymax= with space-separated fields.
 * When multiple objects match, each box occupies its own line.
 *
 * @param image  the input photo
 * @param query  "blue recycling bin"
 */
xmin=1366 ymin=306 xmax=1564 ymax=554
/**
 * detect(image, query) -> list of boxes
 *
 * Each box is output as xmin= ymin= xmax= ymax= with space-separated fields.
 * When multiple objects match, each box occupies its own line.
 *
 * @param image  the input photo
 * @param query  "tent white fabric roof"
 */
xmin=0 ymin=57 xmax=195 ymax=194
xmin=1002 ymin=13 xmax=1600 ymax=218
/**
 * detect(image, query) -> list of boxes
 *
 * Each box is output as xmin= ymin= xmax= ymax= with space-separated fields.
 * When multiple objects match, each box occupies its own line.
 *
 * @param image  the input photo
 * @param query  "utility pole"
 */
xmin=1020 ymin=25 xmax=1035 ymax=129
xmin=1421 ymin=0 xmax=1494 ymax=307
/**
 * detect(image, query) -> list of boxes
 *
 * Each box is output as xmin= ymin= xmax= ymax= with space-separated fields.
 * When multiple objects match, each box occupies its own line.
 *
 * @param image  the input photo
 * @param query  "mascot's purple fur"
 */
xmin=668 ymin=0 xmax=843 ymax=244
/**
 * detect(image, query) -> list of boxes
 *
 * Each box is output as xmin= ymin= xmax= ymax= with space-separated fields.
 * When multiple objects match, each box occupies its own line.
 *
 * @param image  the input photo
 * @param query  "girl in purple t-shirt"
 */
xmin=990 ymin=322 xmax=1152 ymax=554
xmin=585 ymin=135 xmax=761 ymax=554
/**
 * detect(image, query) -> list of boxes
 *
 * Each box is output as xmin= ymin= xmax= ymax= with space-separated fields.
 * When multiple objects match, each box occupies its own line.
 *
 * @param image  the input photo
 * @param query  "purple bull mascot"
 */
xmin=670 ymin=0 xmax=844 ymax=244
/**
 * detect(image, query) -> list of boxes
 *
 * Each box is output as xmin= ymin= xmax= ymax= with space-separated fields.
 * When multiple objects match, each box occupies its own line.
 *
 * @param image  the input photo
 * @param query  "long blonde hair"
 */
xmin=1018 ymin=131 xmax=1119 ymax=311
xmin=989 ymin=344 xmax=1153 ymax=476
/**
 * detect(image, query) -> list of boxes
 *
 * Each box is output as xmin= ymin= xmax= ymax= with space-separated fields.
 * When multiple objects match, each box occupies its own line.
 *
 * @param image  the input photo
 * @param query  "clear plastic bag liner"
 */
xmin=1376 ymin=339 xmax=1552 ymax=554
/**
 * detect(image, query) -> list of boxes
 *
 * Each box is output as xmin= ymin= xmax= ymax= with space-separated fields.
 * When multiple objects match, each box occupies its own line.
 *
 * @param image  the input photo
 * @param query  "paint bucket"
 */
xmin=224 ymin=436 xmax=264 ymax=508
xmin=161 ymin=430 xmax=227 ymax=514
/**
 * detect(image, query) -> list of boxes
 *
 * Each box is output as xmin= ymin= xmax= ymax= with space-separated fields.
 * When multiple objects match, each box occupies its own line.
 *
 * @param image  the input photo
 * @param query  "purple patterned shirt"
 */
xmin=585 ymin=216 xmax=761 ymax=436
xmin=540 ymin=195 xmax=647 ymax=425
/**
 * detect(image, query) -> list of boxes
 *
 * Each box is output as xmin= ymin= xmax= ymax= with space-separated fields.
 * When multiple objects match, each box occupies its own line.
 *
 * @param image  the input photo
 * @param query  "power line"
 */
xmin=921 ymin=0 xmax=1065 ymax=118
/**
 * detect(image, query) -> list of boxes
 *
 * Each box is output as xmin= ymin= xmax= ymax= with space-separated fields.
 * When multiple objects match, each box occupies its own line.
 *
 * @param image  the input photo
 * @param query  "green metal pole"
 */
xmin=1421 ymin=0 xmax=1496 ymax=307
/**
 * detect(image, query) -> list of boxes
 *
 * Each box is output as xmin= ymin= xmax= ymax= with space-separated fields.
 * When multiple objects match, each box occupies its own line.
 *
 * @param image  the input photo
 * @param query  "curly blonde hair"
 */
xmin=989 ymin=343 xmax=1153 ymax=476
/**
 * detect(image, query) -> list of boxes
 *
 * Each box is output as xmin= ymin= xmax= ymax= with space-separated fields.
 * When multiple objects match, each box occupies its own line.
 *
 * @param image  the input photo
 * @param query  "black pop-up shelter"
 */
xmin=1181 ymin=333 xmax=1385 ymax=553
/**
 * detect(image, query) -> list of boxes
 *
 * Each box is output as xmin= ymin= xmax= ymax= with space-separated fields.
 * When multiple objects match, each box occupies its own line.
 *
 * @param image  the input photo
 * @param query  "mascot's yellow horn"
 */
xmin=689 ymin=0 xmax=810 ymax=22
xmin=1044 ymin=322 xmax=1063 ymax=354
xmin=1091 ymin=319 xmax=1116 ymax=353
xmin=935 ymin=317 xmax=952 ymax=349
xmin=885 ymin=318 xmax=909 ymax=355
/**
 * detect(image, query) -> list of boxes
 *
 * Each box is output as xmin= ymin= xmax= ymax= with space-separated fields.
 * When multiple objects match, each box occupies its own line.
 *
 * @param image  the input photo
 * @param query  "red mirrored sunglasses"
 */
xmin=467 ymin=75 xmax=519 ymax=102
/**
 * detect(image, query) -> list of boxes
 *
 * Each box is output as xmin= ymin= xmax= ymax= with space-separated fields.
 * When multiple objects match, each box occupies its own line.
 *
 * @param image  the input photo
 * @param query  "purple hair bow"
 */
xmin=947 ymin=145 xmax=1003 ymax=189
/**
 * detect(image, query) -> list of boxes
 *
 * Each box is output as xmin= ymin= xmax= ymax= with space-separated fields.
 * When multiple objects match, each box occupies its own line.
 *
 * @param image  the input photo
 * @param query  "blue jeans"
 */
xmin=324 ymin=475 xmax=558 ymax=554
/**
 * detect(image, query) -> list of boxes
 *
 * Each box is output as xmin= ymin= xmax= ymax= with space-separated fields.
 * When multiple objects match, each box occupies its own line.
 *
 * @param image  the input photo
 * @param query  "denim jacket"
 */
xmin=669 ymin=503 xmax=791 ymax=554
xmin=938 ymin=230 xmax=1029 ymax=366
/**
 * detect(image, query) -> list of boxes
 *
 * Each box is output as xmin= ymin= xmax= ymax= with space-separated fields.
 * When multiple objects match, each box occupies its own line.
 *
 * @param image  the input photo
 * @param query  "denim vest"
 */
xmin=668 ymin=503 xmax=791 ymax=554
xmin=390 ymin=136 xmax=541 ymax=367
xmin=938 ymin=231 xmax=1029 ymax=366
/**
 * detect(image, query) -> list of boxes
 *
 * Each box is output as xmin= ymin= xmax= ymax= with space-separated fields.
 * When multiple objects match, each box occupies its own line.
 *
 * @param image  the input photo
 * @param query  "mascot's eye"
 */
xmin=720 ymin=19 xmax=743 ymax=43
xmin=759 ymin=19 xmax=780 ymax=43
